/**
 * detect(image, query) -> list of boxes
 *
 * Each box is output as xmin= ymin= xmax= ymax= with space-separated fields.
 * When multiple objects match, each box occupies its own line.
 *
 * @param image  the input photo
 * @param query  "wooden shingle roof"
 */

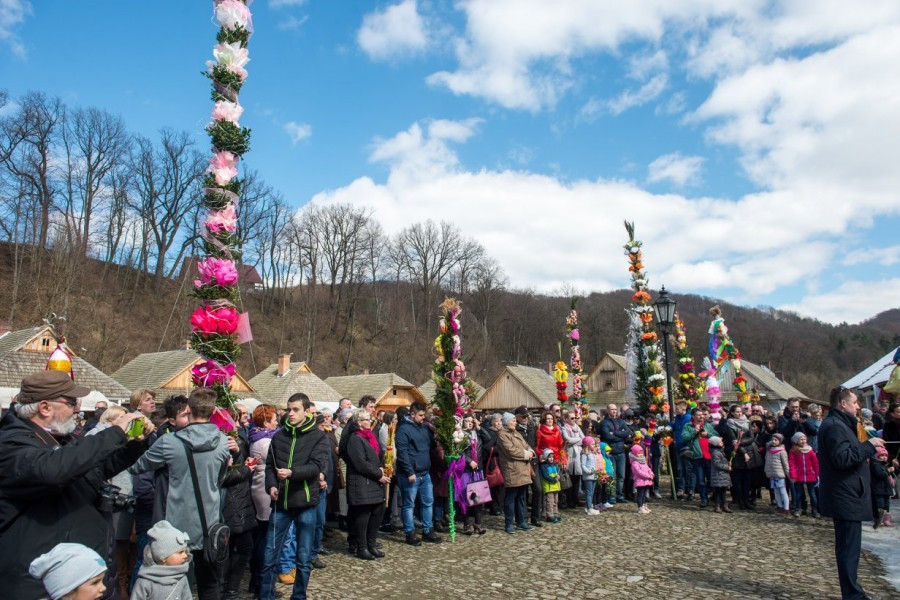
xmin=249 ymin=362 xmax=341 ymax=409
xmin=0 ymin=327 xmax=46 ymax=357
xmin=324 ymin=373 xmax=422 ymax=403
xmin=506 ymin=365 xmax=558 ymax=406
xmin=111 ymin=349 xmax=200 ymax=391
xmin=606 ymin=353 xmax=627 ymax=370
xmin=418 ymin=378 xmax=485 ymax=403
xmin=0 ymin=351 xmax=131 ymax=401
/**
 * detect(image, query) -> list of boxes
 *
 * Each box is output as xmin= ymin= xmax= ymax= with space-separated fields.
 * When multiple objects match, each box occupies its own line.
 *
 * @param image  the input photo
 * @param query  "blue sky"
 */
xmin=2 ymin=0 xmax=899 ymax=324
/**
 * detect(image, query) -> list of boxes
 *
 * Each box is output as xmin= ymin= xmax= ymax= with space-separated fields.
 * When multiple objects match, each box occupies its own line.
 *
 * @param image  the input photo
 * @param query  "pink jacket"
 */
xmin=629 ymin=454 xmax=655 ymax=487
xmin=788 ymin=448 xmax=819 ymax=483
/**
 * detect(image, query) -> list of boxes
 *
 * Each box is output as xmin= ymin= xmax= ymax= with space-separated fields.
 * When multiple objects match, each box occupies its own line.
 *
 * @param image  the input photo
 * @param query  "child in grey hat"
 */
xmin=131 ymin=520 xmax=192 ymax=600
xmin=29 ymin=542 xmax=108 ymax=600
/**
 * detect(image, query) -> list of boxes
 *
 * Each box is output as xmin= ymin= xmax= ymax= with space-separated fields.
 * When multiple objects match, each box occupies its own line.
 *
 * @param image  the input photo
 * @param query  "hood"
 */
xmin=137 ymin=560 xmax=191 ymax=585
xmin=284 ymin=413 xmax=317 ymax=436
xmin=249 ymin=426 xmax=277 ymax=444
xmin=174 ymin=422 xmax=224 ymax=452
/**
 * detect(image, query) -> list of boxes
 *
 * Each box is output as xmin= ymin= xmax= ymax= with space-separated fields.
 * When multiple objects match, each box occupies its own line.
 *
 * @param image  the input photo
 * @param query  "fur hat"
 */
xmin=582 ymin=436 xmax=595 ymax=447
xmin=29 ymin=543 xmax=106 ymax=600
xmin=708 ymin=436 xmax=723 ymax=447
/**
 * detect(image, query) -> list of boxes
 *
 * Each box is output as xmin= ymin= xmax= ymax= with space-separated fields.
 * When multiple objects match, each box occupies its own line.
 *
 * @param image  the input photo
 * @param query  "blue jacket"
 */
xmin=672 ymin=414 xmax=691 ymax=449
xmin=395 ymin=416 xmax=433 ymax=478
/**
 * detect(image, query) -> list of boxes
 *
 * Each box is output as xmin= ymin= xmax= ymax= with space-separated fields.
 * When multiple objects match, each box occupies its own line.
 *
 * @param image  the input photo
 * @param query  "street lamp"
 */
xmin=653 ymin=286 xmax=677 ymax=423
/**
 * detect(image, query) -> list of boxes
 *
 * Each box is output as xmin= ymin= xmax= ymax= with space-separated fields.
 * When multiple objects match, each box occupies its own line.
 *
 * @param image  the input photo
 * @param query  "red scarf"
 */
xmin=356 ymin=428 xmax=380 ymax=456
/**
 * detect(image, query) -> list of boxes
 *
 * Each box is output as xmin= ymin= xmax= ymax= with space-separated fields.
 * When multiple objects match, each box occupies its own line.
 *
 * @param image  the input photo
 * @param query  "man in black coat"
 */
xmin=600 ymin=404 xmax=633 ymax=503
xmin=819 ymin=386 xmax=885 ymax=600
xmin=0 ymin=371 xmax=151 ymax=599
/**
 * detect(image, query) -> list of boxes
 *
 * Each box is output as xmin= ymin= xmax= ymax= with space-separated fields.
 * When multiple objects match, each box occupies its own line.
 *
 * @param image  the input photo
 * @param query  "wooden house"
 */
xmin=111 ymin=347 xmax=255 ymax=401
xmin=842 ymin=346 xmax=899 ymax=408
xmin=475 ymin=365 xmax=558 ymax=412
xmin=417 ymin=378 xmax=486 ymax=405
xmin=249 ymin=355 xmax=341 ymax=409
xmin=718 ymin=359 xmax=809 ymax=409
xmin=324 ymin=373 xmax=425 ymax=412
xmin=0 ymin=325 xmax=130 ymax=410
xmin=584 ymin=352 xmax=630 ymax=409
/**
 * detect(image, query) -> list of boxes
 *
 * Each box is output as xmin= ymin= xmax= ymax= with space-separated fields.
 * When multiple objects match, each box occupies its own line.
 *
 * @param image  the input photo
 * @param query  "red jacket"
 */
xmin=536 ymin=424 xmax=565 ymax=466
xmin=788 ymin=447 xmax=819 ymax=483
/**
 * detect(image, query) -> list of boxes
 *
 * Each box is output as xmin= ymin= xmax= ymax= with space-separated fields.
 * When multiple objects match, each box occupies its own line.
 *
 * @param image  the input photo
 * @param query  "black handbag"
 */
xmin=180 ymin=438 xmax=230 ymax=566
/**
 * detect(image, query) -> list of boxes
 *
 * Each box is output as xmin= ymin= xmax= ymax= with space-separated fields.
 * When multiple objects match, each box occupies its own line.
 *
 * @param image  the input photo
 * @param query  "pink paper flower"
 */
xmin=211 ymin=100 xmax=244 ymax=124
xmin=190 ymin=305 xmax=240 ymax=335
xmin=194 ymin=257 xmax=239 ymax=288
xmin=569 ymin=328 xmax=580 ymax=341
xmin=208 ymin=151 xmax=239 ymax=186
xmin=192 ymin=359 xmax=236 ymax=387
xmin=206 ymin=205 xmax=238 ymax=235
xmin=210 ymin=406 xmax=237 ymax=433
xmin=215 ymin=0 xmax=252 ymax=31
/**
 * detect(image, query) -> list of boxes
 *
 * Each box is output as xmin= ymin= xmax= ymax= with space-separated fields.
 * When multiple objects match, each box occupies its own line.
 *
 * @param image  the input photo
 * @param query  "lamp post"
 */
xmin=653 ymin=286 xmax=677 ymax=424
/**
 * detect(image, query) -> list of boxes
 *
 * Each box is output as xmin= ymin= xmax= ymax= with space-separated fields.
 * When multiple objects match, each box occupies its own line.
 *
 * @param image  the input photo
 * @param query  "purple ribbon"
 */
xmin=445 ymin=455 xmax=468 ymax=514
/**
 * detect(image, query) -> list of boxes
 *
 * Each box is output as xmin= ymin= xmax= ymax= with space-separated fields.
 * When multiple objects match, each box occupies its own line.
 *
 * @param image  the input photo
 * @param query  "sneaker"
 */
xmin=529 ymin=519 xmax=543 ymax=527
xmin=585 ymin=508 xmax=593 ymax=515
xmin=602 ymin=502 xmax=614 ymax=509
xmin=588 ymin=508 xmax=600 ymax=515
xmin=652 ymin=490 xmax=662 ymax=499
xmin=882 ymin=513 xmax=893 ymax=527
xmin=516 ymin=523 xmax=533 ymax=531
xmin=310 ymin=558 xmax=326 ymax=569
xmin=422 ymin=530 xmax=443 ymax=543
xmin=553 ymin=516 xmax=563 ymax=523
xmin=505 ymin=525 xmax=516 ymax=534
xmin=276 ymin=570 xmax=296 ymax=585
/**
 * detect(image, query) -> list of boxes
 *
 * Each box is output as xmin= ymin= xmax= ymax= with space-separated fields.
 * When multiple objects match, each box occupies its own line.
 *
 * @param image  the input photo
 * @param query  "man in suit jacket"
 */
xmin=818 ymin=386 xmax=885 ymax=600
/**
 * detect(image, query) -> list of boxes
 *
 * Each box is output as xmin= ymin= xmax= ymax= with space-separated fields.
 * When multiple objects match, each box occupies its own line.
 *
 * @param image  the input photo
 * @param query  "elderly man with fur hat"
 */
xmin=0 ymin=370 xmax=155 ymax=599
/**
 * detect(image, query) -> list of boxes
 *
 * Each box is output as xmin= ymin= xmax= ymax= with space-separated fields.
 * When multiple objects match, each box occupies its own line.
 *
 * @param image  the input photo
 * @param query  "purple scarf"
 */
xmin=249 ymin=426 xmax=277 ymax=444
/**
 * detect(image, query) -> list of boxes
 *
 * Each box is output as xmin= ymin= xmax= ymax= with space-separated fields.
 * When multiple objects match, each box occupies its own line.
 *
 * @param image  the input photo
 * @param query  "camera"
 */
xmin=97 ymin=483 xmax=136 ymax=513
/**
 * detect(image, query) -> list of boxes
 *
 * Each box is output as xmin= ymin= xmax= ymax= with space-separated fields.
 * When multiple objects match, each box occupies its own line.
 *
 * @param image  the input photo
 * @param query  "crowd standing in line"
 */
xmin=1 ymin=368 xmax=898 ymax=600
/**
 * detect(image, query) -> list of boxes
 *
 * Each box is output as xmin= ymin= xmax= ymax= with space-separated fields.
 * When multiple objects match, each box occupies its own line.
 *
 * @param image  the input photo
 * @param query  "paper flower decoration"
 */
xmin=211 ymin=100 xmax=244 ymax=124
xmin=191 ymin=305 xmax=240 ymax=335
xmin=215 ymin=0 xmax=252 ymax=31
xmin=206 ymin=204 xmax=238 ymax=234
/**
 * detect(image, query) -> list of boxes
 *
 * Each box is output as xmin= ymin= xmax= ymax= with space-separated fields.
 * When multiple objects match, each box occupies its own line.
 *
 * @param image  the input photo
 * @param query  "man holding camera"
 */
xmin=0 ymin=370 xmax=154 ymax=599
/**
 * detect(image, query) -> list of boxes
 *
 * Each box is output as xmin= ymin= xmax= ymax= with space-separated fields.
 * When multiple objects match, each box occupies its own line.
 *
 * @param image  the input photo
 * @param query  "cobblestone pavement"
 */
xmin=248 ymin=498 xmax=896 ymax=600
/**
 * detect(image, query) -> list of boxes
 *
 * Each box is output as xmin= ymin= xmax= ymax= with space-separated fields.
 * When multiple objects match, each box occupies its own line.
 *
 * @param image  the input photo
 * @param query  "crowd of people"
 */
xmin=0 ymin=368 xmax=898 ymax=600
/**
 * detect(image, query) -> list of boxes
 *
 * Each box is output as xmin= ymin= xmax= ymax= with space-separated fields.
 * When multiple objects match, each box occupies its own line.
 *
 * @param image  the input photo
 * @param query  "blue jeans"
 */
xmin=260 ymin=506 xmax=317 ymax=600
xmin=792 ymin=481 xmax=818 ymax=513
xmin=279 ymin=522 xmax=296 ymax=574
xmin=503 ymin=485 xmax=528 ymax=527
xmin=312 ymin=488 xmax=327 ymax=559
xmin=583 ymin=479 xmax=597 ymax=509
xmin=675 ymin=451 xmax=688 ymax=492
xmin=690 ymin=458 xmax=709 ymax=502
xmin=399 ymin=472 xmax=434 ymax=533
xmin=612 ymin=453 xmax=626 ymax=500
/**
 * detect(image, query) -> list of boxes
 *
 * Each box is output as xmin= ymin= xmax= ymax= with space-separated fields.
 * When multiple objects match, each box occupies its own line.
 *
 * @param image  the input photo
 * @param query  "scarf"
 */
xmin=768 ymin=446 xmax=784 ymax=454
xmin=794 ymin=445 xmax=812 ymax=454
xmin=355 ymin=428 xmax=380 ymax=456
xmin=249 ymin=426 xmax=277 ymax=444
xmin=726 ymin=417 xmax=750 ymax=435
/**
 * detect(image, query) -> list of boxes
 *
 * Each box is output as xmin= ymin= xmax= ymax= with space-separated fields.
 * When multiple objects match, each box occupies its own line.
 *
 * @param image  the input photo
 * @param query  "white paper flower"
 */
xmin=211 ymin=100 xmax=244 ymax=124
xmin=207 ymin=42 xmax=250 ymax=80
xmin=215 ymin=0 xmax=251 ymax=31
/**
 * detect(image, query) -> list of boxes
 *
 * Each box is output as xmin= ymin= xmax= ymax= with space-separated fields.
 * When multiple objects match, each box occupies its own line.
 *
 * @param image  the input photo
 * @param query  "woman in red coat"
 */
xmin=536 ymin=411 xmax=566 ymax=469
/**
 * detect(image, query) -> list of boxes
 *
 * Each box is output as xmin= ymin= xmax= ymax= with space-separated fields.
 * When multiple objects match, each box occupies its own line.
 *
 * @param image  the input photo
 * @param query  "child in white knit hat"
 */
xmin=29 ymin=542 xmax=107 ymax=600
xmin=131 ymin=520 xmax=192 ymax=600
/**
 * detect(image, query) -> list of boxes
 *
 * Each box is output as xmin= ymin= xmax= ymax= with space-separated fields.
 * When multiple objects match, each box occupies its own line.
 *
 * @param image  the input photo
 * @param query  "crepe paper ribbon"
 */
xmin=446 ymin=454 xmax=463 ymax=541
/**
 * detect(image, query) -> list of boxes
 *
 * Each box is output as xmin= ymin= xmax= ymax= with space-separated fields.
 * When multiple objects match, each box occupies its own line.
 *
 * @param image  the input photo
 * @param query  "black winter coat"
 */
xmin=818 ymin=409 xmax=876 ymax=521
xmin=0 ymin=412 xmax=148 ymax=599
xmin=346 ymin=432 xmax=385 ymax=506
xmin=265 ymin=415 xmax=330 ymax=511
xmin=870 ymin=460 xmax=894 ymax=497
xmin=600 ymin=417 xmax=632 ymax=455
xmin=222 ymin=436 xmax=256 ymax=534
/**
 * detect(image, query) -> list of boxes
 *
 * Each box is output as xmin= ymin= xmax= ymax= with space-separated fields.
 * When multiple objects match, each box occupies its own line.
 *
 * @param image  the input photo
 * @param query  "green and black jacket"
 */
xmin=265 ymin=414 xmax=330 ymax=511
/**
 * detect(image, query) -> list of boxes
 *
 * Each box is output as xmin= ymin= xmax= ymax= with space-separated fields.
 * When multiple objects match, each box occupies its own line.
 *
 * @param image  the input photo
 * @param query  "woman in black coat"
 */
xmin=480 ymin=413 xmax=504 ymax=515
xmin=221 ymin=434 xmax=256 ymax=599
xmin=345 ymin=410 xmax=390 ymax=560
xmin=462 ymin=415 xmax=486 ymax=535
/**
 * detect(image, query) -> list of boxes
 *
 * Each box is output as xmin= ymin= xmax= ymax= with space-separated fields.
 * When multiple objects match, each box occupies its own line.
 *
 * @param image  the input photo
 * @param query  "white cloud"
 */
xmin=358 ymin=0 xmax=427 ymax=61
xmin=843 ymin=245 xmax=900 ymax=267
xmin=269 ymin=0 xmax=306 ymax=7
xmin=780 ymin=278 xmax=900 ymax=325
xmin=607 ymin=74 xmax=668 ymax=115
xmin=277 ymin=15 xmax=308 ymax=31
xmin=0 ymin=0 xmax=31 ymax=58
xmin=283 ymin=121 xmax=312 ymax=144
xmin=646 ymin=153 xmax=704 ymax=187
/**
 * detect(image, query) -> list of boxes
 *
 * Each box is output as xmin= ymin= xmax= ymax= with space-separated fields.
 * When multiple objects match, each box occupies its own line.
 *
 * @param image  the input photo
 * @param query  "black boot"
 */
xmin=356 ymin=548 xmax=375 ymax=560
xmin=368 ymin=546 xmax=385 ymax=558
xmin=405 ymin=531 xmax=422 ymax=546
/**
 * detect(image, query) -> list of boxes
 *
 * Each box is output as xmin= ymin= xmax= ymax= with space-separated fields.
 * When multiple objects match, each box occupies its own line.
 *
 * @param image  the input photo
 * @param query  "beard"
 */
xmin=50 ymin=413 xmax=78 ymax=435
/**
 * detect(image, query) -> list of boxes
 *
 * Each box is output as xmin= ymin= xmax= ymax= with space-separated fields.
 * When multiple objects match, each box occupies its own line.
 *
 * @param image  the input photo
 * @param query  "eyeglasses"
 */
xmin=49 ymin=397 xmax=80 ymax=408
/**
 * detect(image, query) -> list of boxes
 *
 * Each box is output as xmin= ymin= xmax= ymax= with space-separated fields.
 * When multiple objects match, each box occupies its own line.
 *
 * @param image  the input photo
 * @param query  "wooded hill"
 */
xmin=2 ymin=242 xmax=897 ymax=402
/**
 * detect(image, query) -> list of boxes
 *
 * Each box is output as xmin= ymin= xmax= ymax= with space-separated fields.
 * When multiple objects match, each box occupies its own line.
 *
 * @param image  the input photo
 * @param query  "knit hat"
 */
xmin=147 ymin=520 xmax=189 ymax=565
xmin=875 ymin=446 xmax=888 ymax=459
xmin=861 ymin=408 xmax=873 ymax=419
xmin=542 ymin=448 xmax=554 ymax=460
xmin=630 ymin=444 xmax=643 ymax=455
xmin=708 ymin=436 xmax=723 ymax=447
xmin=582 ymin=436 xmax=595 ymax=447
xmin=501 ymin=412 xmax=516 ymax=427
xmin=29 ymin=543 xmax=106 ymax=600
xmin=791 ymin=432 xmax=807 ymax=445
xmin=772 ymin=433 xmax=784 ymax=442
